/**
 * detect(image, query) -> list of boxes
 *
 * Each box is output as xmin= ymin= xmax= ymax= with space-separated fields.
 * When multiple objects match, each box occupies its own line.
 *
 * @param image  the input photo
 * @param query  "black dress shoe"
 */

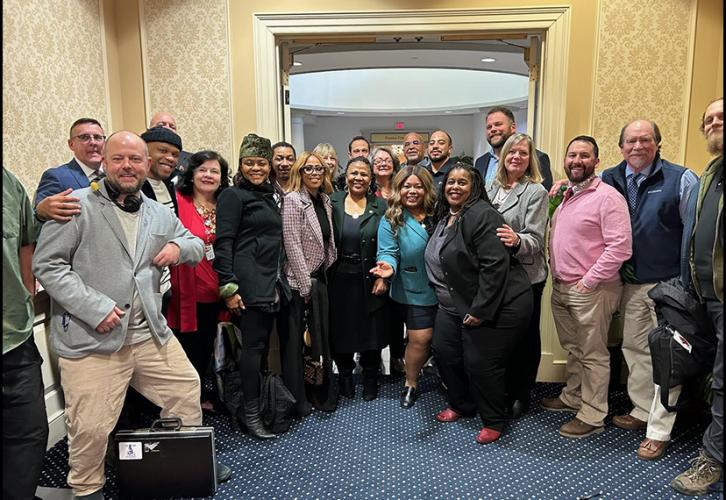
xmin=338 ymin=373 xmax=355 ymax=399
xmin=400 ymin=386 xmax=418 ymax=408
xmin=362 ymin=376 xmax=378 ymax=401
xmin=511 ymin=399 xmax=530 ymax=419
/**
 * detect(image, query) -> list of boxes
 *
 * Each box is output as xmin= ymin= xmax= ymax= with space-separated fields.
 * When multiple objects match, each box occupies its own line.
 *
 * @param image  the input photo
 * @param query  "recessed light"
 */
xmin=481 ymin=57 xmax=496 ymax=63
xmin=293 ymin=61 xmax=303 ymax=67
xmin=444 ymin=111 xmax=453 ymax=114
xmin=336 ymin=112 xmax=345 ymax=115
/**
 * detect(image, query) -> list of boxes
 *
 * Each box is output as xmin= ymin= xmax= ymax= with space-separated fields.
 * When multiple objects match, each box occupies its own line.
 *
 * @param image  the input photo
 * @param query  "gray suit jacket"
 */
xmin=487 ymin=180 xmax=549 ymax=284
xmin=32 ymin=180 xmax=204 ymax=358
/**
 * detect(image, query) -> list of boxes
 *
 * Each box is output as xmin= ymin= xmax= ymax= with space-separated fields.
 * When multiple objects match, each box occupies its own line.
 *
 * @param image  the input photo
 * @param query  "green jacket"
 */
xmin=690 ymin=155 xmax=723 ymax=302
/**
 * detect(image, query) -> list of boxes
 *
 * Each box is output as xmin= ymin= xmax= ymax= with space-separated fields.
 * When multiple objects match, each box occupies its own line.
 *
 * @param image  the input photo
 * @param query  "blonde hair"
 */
xmin=312 ymin=143 xmax=338 ymax=184
xmin=495 ymin=133 xmax=543 ymax=188
xmin=384 ymin=165 xmax=436 ymax=233
xmin=289 ymin=151 xmax=333 ymax=194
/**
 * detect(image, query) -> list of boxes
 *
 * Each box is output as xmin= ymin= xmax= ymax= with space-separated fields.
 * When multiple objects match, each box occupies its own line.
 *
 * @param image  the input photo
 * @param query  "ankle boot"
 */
xmin=362 ymin=376 xmax=378 ymax=401
xmin=242 ymin=400 xmax=277 ymax=440
xmin=339 ymin=373 xmax=355 ymax=399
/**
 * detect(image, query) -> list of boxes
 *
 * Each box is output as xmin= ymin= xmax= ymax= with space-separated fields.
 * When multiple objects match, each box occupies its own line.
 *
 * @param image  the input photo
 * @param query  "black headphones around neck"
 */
xmin=103 ymin=181 xmax=143 ymax=213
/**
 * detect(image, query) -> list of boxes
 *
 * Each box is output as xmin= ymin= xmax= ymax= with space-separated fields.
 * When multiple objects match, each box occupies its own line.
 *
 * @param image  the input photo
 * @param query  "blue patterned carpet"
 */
xmin=40 ymin=374 xmax=721 ymax=499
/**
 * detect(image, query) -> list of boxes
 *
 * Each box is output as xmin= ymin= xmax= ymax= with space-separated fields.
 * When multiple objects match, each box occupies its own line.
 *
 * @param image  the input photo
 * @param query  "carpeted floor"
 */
xmin=39 ymin=374 xmax=722 ymax=499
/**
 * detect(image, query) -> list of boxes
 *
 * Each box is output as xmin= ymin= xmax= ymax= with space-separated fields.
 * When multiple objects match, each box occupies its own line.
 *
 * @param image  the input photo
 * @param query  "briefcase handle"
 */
xmin=149 ymin=416 xmax=183 ymax=432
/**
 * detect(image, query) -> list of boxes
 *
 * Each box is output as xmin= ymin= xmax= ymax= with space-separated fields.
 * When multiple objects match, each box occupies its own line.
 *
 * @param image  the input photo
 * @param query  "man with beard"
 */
xmin=401 ymin=131 xmax=431 ymax=168
xmin=32 ymin=131 xmax=231 ymax=499
xmin=671 ymin=97 xmax=723 ymax=496
xmin=543 ymin=135 xmax=632 ymax=439
xmin=272 ymin=141 xmax=296 ymax=193
xmin=34 ymin=118 xmax=106 ymax=222
xmin=601 ymin=120 xmax=697 ymax=461
xmin=426 ymin=129 xmax=457 ymax=192
xmin=474 ymin=106 xmax=553 ymax=191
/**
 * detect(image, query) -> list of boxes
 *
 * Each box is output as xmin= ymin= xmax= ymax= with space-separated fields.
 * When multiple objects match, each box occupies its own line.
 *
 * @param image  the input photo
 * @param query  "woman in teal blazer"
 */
xmin=371 ymin=165 xmax=438 ymax=408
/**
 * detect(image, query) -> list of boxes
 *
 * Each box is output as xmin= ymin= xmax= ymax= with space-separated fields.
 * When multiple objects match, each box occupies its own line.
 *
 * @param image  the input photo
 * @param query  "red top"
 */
xmin=165 ymin=192 xmax=223 ymax=332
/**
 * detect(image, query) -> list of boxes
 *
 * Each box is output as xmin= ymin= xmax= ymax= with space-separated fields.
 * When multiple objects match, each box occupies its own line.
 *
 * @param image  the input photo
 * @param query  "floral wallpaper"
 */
xmin=592 ymin=0 xmax=694 ymax=169
xmin=2 ymin=0 xmax=108 ymax=199
xmin=141 ymin=0 xmax=233 ymax=164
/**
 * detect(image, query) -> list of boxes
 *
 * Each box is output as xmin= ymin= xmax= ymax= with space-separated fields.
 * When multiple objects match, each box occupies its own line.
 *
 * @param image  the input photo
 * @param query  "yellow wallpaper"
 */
xmin=140 ymin=0 xmax=233 ymax=163
xmin=2 ymin=0 xmax=108 ymax=199
xmin=592 ymin=0 xmax=695 ymax=169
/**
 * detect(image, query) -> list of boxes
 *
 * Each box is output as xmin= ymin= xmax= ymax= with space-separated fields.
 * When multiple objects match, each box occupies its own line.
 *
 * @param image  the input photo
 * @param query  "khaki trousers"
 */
xmin=551 ymin=280 xmax=622 ymax=427
xmin=58 ymin=336 xmax=201 ymax=496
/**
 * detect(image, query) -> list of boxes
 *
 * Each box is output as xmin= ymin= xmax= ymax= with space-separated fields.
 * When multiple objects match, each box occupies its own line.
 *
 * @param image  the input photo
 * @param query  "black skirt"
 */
xmin=329 ymin=271 xmax=388 ymax=353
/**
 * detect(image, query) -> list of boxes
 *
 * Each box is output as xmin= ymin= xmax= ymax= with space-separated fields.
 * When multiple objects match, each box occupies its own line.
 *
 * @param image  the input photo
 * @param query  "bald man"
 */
xmin=33 ymin=131 xmax=230 ymax=498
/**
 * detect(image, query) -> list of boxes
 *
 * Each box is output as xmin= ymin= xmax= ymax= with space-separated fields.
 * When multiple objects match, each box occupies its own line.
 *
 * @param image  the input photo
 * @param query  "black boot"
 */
xmin=339 ymin=373 xmax=355 ymax=399
xmin=242 ymin=400 xmax=277 ymax=440
xmin=362 ymin=376 xmax=378 ymax=401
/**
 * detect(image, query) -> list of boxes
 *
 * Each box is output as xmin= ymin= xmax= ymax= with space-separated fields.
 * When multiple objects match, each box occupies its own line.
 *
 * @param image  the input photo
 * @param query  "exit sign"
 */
xmin=395 ymin=121 xmax=405 ymax=129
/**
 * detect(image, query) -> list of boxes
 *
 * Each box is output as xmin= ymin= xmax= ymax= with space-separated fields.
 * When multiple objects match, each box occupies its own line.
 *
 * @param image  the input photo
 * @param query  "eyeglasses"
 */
xmin=301 ymin=165 xmax=326 ymax=174
xmin=73 ymin=134 xmax=106 ymax=143
xmin=373 ymin=158 xmax=392 ymax=165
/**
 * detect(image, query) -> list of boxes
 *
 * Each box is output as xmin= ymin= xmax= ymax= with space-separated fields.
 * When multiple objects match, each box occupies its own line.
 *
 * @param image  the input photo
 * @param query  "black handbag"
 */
xmin=647 ymin=278 xmax=717 ymax=411
xmin=259 ymin=371 xmax=296 ymax=434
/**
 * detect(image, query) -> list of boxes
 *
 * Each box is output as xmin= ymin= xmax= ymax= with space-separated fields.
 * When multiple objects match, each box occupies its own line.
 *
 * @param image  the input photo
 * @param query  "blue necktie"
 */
xmin=627 ymin=173 xmax=641 ymax=213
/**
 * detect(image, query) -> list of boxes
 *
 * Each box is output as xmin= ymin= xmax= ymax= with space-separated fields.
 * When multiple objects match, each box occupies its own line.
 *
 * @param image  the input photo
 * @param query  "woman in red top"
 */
xmin=165 ymin=150 xmax=230 ymax=411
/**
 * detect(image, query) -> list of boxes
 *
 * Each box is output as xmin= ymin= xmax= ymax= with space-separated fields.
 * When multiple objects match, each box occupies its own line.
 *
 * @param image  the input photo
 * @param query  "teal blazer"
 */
xmin=376 ymin=210 xmax=437 ymax=306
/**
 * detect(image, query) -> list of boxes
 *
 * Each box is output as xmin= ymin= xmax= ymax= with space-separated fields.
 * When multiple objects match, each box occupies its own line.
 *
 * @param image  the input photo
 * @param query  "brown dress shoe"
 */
xmin=612 ymin=413 xmax=647 ymax=430
xmin=559 ymin=417 xmax=604 ymax=438
xmin=541 ymin=397 xmax=578 ymax=413
xmin=637 ymin=438 xmax=668 ymax=460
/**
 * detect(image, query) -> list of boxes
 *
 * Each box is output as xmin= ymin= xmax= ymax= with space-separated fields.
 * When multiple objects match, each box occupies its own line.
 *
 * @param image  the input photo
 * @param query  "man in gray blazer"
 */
xmin=32 ymin=131 xmax=231 ymax=499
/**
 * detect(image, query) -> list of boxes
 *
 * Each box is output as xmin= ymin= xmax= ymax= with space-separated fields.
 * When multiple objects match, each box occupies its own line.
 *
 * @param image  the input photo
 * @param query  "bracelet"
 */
xmin=218 ymin=283 xmax=239 ymax=299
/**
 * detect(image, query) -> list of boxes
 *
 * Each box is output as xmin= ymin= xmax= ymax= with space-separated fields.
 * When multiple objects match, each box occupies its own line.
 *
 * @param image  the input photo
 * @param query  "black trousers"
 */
xmin=703 ymin=299 xmax=723 ymax=463
xmin=432 ymin=289 xmax=532 ymax=432
xmin=333 ymin=350 xmax=381 ymax=378
xmin=174 ymin=302 xmax=222 ymax=402
xmin=235 ymin=308 xmax=275 ymax=402
xmin=277 ymin=291 xmax=310 ymax=411
xmin=3 ymin=337 xmax=49 ymax=500
xmin=506 ymin=280 xmax=546 ymax=404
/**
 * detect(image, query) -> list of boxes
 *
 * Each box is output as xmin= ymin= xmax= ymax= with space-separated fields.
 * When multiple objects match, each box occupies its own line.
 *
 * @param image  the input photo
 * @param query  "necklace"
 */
xmin=194 ymin=201 xmax=216 ymax=239
xmin=449 ymin=208 xmax=462 ymax=216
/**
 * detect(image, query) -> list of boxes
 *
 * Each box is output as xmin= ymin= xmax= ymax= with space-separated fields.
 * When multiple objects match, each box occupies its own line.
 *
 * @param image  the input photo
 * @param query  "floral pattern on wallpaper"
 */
xmin=2 ymin=0 xmax=108 ymax=198
xmin=592 ymin=0 xmax=694 ymax=169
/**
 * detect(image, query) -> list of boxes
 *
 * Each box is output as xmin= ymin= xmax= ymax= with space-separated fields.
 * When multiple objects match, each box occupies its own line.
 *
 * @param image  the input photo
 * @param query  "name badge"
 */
xmin=205 ymin=244 xmax=215 ymax=261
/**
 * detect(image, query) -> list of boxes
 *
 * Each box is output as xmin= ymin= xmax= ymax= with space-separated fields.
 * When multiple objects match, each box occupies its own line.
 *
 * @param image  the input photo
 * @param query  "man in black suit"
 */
xmin=474 ymin=106 xmax=553 ymax=191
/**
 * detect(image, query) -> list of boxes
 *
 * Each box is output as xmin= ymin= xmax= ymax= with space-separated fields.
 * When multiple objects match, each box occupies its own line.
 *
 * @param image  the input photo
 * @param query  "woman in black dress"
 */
xmin=329 ymin=157 xmax=388 ymax=401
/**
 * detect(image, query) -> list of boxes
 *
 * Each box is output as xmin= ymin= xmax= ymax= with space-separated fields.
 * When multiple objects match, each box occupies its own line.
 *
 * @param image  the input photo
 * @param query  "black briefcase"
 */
xmin=114 ymin=417 xmax=217 ymax=499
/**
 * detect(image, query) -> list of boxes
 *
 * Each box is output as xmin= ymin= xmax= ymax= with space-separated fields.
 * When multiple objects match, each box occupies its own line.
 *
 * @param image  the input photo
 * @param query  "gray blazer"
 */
xmin=487 ymin=180 xmax=548 ymax=284
xmin=32 ymin=181 xmax=204 ymax=358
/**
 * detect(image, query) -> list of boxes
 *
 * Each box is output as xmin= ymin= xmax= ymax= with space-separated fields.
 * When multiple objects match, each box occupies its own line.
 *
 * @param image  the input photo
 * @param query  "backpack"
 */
xmin=647 ymin=278 xmax=717 ymax=411
xmin=259 ymin=371 xmax=296 ymax=434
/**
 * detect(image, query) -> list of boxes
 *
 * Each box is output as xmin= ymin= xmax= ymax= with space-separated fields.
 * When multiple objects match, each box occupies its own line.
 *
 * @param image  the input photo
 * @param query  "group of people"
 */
xmin=3 ymin=99 xmax=722 ymax=499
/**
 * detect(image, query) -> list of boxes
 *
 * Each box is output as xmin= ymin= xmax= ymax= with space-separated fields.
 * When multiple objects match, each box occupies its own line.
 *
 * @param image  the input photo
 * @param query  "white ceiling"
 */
xmin=288 ymin=39 xmax=532 ymax=117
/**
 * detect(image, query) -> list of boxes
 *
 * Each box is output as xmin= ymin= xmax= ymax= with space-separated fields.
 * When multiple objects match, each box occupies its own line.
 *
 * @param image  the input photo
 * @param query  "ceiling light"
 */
xmin=336 ymin=112 xmax=345 ymax=115
xmin=481 ymin=57 xmax=496 ymax=63
xmin=293 ymin=61 xmax=303 ymax=67
xmin=444 ymin=110 xmax=453 ymax=114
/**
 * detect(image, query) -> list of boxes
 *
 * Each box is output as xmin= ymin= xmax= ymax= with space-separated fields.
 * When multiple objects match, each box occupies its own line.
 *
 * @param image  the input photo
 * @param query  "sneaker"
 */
xmin=541 ymin=397 xmax=578 ymax=413
xmin=612 ymin=413 xmax=647 ymax=430
xmin=216 ymin=460 xmax=232 ymax=484
xmin=637 ymin=438 xmax=668 ymax=461
xmin=559 ymin=417 xmax=604 ymax=438
xmin=670 ymin=450 xmax=722 ymax=496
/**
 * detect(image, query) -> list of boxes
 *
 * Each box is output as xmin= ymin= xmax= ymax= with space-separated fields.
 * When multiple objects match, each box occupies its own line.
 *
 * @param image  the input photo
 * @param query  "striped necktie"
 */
xmin=89 ymin=171 xmax=105 ymax=184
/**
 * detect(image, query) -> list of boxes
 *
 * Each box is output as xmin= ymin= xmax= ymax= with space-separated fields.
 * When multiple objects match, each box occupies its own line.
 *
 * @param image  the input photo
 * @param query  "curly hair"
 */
xmin=177 ymin=150 xmax=230 ymax=198
xmin=433 ymin=162 xmax=490 ymax=223
xmin=384 ymin=165 xmax=436 ymax=233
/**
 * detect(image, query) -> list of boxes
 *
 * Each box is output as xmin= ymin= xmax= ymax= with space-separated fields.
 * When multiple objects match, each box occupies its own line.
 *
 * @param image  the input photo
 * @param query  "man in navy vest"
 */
xmin=603 ymin=120 xmax=697 ymax=461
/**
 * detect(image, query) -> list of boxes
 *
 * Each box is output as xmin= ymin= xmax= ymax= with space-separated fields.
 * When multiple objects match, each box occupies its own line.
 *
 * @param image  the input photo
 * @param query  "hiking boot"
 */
xmin=670 ymin=450 xmax=722 ymax=496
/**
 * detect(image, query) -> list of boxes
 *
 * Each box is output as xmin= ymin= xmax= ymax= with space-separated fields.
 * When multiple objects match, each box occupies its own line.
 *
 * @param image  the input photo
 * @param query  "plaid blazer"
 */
xmin=282 ymin=188 xmax=337 ymax=297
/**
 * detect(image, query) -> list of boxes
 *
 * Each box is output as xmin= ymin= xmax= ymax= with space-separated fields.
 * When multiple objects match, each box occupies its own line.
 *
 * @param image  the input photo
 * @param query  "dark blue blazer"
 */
xmin=34 ymin=159 xmax=90 ymax=205
xmin=474 ymin=149 xmax=553 ymax=192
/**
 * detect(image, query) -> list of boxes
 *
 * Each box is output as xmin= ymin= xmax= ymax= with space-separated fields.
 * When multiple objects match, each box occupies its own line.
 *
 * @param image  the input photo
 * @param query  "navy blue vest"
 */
xmin=601 ymin=157 xmax=686 ymax=283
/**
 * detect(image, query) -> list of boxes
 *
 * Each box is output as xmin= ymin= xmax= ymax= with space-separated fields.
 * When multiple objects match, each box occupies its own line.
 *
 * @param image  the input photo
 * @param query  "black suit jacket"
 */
xmin=474 ymin=149 xmax=553 ymax=192
xmin=438 ymin=199 xmax=531 ymax=322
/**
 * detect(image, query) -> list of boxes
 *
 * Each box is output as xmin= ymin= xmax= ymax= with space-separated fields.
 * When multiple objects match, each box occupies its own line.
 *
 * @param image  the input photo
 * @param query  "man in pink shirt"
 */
xmin=543 ymin=135 xmax=633 ymax=438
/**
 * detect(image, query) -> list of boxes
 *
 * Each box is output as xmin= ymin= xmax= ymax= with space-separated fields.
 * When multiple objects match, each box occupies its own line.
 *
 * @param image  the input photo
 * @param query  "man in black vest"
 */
xmin=671 ymin=97 xmax=723 ymax=496
xmin=474 ymin=106 xmax=552 ymax=191
xmin=603 ymin=120 xmax=697 ymax=461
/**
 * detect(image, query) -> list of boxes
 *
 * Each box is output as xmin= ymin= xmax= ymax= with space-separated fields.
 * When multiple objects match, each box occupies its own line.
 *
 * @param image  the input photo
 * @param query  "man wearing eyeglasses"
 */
xmin=401 ymin=131 xmax=431 ymax=168
xmin=601 ymin=119 xmax=698 ymax=461
xmin=33 ymin=118 xmax=106 ymax=222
